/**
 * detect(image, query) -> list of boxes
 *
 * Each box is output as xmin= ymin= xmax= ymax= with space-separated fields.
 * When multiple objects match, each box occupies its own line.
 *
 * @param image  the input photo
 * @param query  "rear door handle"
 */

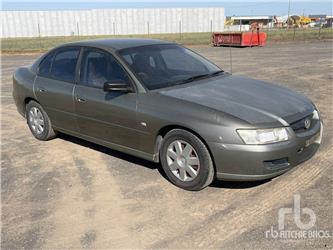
xmin=75 ymin=96 xmax=86 ymax=103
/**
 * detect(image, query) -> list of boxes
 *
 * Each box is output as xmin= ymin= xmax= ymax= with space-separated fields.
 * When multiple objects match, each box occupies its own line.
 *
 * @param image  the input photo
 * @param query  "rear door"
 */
xmin=34 ymin=47 xmax=81 ymax=133
xmin=73 ymin=47 xmax=138 ymax=148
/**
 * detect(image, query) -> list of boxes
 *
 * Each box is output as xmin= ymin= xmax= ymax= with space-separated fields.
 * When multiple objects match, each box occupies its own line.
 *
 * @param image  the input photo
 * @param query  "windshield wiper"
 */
xmin=167 ymin=70 xmax=224 ymax=87
xmin=181 ymin=73 xmax=211 ymax=83
xmin=209 ymin=70 xmax=224 ymax=76
xmin=173 ymin=70 xmax=224 ymax=85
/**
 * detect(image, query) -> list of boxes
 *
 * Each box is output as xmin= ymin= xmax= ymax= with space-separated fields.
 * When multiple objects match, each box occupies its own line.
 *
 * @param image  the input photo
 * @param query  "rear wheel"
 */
xmin=160 ymin=129 xmax=215 ymax=191
xmin=26 ymin=101 xmax=57 ymax=141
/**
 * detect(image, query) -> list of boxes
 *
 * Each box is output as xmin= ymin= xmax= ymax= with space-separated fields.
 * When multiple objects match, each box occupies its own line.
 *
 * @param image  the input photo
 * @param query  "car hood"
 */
xmin=158 ymin=74 xmax=314 ymax=126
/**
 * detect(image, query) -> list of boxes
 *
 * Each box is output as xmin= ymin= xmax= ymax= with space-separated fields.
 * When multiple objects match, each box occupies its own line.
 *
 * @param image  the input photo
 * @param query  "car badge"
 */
xmin=304 ymin=118 xmax=311 ymax=129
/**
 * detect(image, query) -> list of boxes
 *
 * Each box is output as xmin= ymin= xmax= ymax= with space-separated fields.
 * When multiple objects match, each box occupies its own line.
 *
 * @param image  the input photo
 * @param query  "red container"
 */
xmin=212 ymin=31 xmax=267 ymax=47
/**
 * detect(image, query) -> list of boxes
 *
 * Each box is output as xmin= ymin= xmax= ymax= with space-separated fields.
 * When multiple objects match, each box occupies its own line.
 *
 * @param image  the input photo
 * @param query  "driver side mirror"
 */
xmin=103 ymin=81 xmax=133 ymax=93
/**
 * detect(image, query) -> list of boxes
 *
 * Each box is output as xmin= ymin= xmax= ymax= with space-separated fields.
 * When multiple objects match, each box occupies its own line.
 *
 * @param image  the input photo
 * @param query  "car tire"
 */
xmin=160 ymin=129 xmax=215 ymax=191
xmin=26 ymin=100 xmax=57 ymax=141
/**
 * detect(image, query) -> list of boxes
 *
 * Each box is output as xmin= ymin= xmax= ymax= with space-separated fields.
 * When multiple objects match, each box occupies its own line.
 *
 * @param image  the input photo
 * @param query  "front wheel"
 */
xmin=26 ymin=100 xmax=57 ymax=141
xmin=160 ymin=129 xmax=215 ymax=191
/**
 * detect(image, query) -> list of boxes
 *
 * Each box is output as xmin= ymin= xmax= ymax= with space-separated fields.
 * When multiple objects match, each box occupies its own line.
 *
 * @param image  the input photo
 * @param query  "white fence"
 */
xmin=224 ymin=25 xmax=251 ymax=32
xmin=1 ymin=8 xmax=225 ymax=38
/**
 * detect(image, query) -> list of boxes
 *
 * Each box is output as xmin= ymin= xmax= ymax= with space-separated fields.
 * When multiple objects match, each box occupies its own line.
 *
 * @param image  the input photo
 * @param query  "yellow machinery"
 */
xmin=287 ymin=15 xmax=312 ymax=27
xmin=225 ymin=18 xmax=234 ymax=26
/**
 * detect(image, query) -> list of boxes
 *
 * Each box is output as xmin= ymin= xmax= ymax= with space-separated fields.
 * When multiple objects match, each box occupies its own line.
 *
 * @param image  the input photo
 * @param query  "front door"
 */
xmin=74 ymin=48 xmax=138 ymax=149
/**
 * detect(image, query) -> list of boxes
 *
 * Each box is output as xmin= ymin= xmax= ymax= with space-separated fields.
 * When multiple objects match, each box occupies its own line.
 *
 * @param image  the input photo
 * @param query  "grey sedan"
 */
xmin=13 ymin=39 xmax=323 ymax=190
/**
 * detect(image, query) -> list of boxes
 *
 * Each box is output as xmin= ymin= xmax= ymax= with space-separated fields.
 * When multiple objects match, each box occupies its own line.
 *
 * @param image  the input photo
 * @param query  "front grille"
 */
xmin=290 ymin=114 xmax=315 ymax=133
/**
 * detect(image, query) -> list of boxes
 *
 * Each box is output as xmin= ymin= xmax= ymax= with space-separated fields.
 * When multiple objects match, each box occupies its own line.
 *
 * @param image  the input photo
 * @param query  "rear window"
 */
xmin=50 ymin=48 xmax=80 ymax=83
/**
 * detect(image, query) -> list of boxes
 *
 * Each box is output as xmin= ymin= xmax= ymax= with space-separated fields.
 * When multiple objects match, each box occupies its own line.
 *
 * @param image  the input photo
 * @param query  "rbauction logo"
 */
xmin=265 ymin=194 xmax=332 ymax=239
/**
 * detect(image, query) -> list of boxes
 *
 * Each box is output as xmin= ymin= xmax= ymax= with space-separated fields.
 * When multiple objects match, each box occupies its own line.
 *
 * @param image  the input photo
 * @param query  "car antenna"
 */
xmin=229 ymin=34 xmax=233 ymax=74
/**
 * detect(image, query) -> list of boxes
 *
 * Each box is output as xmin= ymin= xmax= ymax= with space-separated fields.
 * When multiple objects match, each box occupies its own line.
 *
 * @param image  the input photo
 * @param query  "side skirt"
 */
xmin=53 ymin=127 xmax=159 ymax=163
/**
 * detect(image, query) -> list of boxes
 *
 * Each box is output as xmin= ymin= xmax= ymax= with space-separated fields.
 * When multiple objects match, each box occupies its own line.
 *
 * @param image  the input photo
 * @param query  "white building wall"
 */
xmin=1 ymin=7 xmax=224 ymax=38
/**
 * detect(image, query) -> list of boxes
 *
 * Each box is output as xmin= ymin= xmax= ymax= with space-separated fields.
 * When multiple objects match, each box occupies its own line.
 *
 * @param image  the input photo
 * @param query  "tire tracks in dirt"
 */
xmin=151 ymin=146 xmax=332 ymax=248
xmin=41 ymin=138 xmax=143 ymax=249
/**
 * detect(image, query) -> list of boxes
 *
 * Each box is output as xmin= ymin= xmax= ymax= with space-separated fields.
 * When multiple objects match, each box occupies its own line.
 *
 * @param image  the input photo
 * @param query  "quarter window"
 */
xmin=80 ymin=49 xmax=129 ymax=89
xmin=38 ymin=52 xmax=54 ymax=77
xmin=50 ymin=48 xmax=80 ymax=83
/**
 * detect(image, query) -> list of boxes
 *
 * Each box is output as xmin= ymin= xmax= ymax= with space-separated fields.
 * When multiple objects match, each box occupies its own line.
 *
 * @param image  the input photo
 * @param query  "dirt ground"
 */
xmin=1 ymin=41 xmax=332 ymax=249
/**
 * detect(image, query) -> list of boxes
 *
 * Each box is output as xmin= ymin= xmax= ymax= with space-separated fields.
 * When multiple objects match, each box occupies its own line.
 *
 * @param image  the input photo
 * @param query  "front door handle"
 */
xmin=75 ymin=96 xmax=86 ymax=103
xmin=38 ymin=88 xmax=47 ymax=93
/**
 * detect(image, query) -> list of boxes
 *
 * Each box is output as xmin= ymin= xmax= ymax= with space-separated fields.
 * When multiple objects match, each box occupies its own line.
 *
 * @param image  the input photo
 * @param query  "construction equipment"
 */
xmin=287 ymin=15 xmax=312 ymax=27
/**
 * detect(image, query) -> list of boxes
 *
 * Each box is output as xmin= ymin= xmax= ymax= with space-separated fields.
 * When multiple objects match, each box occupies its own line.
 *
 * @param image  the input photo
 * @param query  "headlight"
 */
xmin=237 ymin=127 xmax=289 ymax=145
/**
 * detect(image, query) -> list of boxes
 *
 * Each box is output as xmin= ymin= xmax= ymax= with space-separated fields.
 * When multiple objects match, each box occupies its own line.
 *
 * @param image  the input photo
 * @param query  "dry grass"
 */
xmin=1 ymin=28 xmax=332 ymax=53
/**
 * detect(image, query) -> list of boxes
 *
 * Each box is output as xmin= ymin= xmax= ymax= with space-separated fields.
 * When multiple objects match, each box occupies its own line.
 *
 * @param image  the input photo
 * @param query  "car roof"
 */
xmin=61 ymin=38 xmax=174 ymax=51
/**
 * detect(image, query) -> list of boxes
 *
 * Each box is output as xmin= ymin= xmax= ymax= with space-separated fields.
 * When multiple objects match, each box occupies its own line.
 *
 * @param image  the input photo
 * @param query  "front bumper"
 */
xmin=211 ymin=121 xmax=323 ymax=181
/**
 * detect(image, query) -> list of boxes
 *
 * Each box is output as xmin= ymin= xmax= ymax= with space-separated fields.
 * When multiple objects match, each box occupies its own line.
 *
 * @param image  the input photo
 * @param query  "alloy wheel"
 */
xmin=28 ymin=107 xmax=44 ymax=135
xmin=166 ymin=140 xmax=200 ymax=181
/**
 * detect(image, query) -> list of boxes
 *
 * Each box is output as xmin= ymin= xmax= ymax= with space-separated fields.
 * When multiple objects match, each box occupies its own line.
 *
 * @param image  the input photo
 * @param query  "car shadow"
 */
xmin=57 ymin=132 xmax=271 ymax=190
xmin=58 ymin=132 xmax=159 ymax=170
xmin=210 ymin=178 xmax=271 ymax=189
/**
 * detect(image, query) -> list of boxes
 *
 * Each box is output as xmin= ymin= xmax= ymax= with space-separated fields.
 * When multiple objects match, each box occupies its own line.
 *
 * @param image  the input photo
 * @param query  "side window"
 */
xmin=38 ymin=52 xmax=54 ymax=77
xmin=80 ymin=49 xmax=129 ymax=89
xmin=50 ymin=48 xmax=80 ymax=83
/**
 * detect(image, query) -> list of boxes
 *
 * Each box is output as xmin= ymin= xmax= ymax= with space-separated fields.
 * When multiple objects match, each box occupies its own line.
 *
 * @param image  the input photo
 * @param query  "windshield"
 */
xmin=118 ymin=44 xmax=222 ymax=90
